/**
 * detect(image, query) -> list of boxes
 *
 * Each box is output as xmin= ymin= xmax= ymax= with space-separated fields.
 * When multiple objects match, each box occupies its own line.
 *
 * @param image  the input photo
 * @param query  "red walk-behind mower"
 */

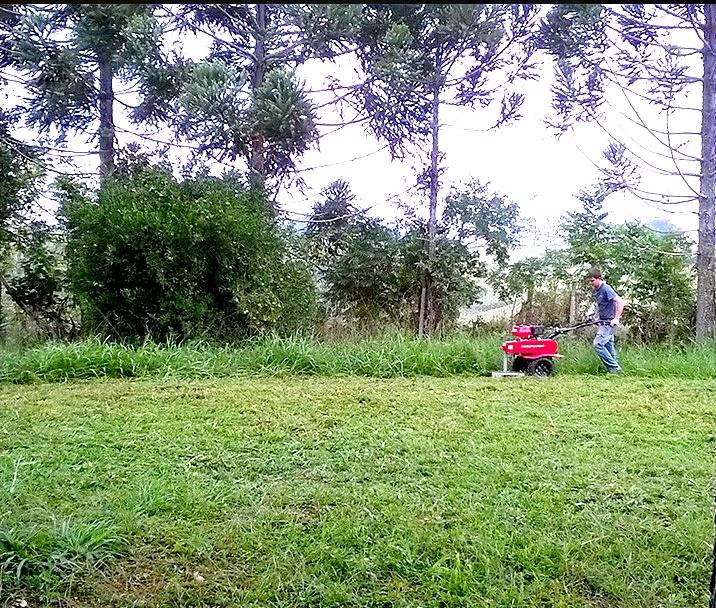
xmin=493 ymin=319 xmax=607 ymax=378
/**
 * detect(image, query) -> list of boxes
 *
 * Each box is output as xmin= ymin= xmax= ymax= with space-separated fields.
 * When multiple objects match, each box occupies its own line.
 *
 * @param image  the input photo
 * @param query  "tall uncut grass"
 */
xmin=1 ymin=334 xmax=716 ymax=383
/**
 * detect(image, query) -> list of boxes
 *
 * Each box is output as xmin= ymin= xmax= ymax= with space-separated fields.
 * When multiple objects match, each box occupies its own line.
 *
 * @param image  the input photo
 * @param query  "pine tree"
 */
xmin=348 ymin=4 xmax=541 ymax=334
xmin=5 ymin=4 xmax=164 ymax=182
xmin=539 ymin=4 xmax=716 ymax=340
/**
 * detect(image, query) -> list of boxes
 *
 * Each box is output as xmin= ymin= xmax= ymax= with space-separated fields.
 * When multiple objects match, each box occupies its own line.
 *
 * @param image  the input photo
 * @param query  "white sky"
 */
xmin=278 ymin=50 xmax=701 ymax=259
xmin=2 ymin=5 xmax=703 ymax=262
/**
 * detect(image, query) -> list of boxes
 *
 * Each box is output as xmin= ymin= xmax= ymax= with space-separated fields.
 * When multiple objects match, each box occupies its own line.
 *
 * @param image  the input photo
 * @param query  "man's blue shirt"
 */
xmin=595 ymin=282 xmax=617 ymax=320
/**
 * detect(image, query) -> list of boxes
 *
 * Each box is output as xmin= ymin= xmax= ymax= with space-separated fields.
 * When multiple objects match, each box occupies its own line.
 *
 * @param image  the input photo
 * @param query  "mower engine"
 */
xmin=500 ymin=324 xmax=561 ymax=376
xmin=509 ymin=324 xmax=543 ymax=340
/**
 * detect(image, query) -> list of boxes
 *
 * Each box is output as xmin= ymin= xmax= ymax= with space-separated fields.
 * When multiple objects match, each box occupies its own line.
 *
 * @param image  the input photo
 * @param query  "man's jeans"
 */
xmin=593 ymin=324 xmax=620 ymax=371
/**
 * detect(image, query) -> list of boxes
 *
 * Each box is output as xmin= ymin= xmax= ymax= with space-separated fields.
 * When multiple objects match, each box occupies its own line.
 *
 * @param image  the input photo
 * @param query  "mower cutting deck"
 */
xmin=492 ymin=319 xmax=605 ymax=378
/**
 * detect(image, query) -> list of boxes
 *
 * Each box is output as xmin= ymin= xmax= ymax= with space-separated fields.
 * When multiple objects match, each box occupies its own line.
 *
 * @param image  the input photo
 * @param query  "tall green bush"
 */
xmin=63 ymin=166 xmax=316 ymax=340
xmin=307 ymin=180 xmax=518 ymax=332
xmin=610 ymin=223 xmax=695 ymax=342
xmin=5 ymin=223 xmax=77 ymax=340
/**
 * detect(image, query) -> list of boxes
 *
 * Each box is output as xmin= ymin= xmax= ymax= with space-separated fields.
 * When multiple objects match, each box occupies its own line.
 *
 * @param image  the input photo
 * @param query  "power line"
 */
xmin=277 ymin=182 xmax=420 ymax=225
xmin=114 ymin=124 xmax=392 ymax=177
xmin=26 ymin=143 xmax=96 ymax=157
xmin=282 ymin=205 xmax=377 ymax=225
xmin=114 ymin=124 xmax=245 ymax=175
xmin=3 ymin=137 xmax=98 ymax=177
xmin=293 ymin=145 xmax=389 ymax=173
xmin=114 ymin=124 xmax=205 ymax=151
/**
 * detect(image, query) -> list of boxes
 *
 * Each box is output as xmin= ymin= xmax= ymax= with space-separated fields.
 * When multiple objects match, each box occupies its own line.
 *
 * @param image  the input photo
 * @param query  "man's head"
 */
xmin=587 ymin=267 xmax=603 ymax=289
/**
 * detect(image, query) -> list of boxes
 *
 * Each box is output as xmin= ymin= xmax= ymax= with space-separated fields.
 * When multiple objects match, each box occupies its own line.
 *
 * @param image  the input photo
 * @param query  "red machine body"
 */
xmin=496 ymin=319 xmax=603 ymax=376
xmin=499 ymin=324 xmax=563 ymax=376
xmin=509 ymin=324 xmax=534 ymax=340
xmin=502 ymin=337 xmax=559 ymax=358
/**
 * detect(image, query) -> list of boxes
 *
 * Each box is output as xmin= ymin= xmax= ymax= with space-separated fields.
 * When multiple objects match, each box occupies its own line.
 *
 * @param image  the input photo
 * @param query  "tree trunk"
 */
xmin=249 ymin=3 xmax=267 ymax=182
xmin=526 ymin=284 xmax=534 ymax=322
xmin=98 ymin=57 xmax=115 ymax=183
xmin=697 ymin=4 xmax=716 ymax=340
xmin=418 ymin=80 xmax=441 ymax=337
xmin=418 ymin=277 xmax=428 ymax=337
xmin=569 ymin=281 xmax=577 ymax=324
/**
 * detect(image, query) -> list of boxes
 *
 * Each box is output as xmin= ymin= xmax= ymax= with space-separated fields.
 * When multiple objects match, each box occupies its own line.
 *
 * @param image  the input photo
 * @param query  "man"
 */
xmin=587 ymin=267 xmax=625 ymax=374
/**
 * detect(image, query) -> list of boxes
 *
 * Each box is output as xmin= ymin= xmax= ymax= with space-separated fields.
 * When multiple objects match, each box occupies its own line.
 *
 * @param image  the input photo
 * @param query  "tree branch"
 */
xmin=581 ymin=103 xmax=700 ymax=177
xmin=665 ymin=101 xmax=704 ymax=198
xmin=572 ymin=49 xmax=703 ymax=112
xmin=175 ymin=11 xmax=256 ymax=64
xmin=599 ymin=58 xmax=702 ymax=163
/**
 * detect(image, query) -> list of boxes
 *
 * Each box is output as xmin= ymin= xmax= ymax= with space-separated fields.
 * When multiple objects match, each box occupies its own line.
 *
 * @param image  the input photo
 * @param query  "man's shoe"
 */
xmin=607 ymin=367 xmax=622 ymax=374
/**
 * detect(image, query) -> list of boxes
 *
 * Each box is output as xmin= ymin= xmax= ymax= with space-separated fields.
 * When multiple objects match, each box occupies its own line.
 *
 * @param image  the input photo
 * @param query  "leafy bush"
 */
xmin=323 ymin=221 xmax=415 ymax=326
xmin=610 ymin=224 xmax=695 ymax=342
xmin=5 ymin=224 xmax=78 ymax=340
xmin=63 ymin=166 xmax=316 ymax=340
xmin=307 ymin=180 xmax=519 ymax=332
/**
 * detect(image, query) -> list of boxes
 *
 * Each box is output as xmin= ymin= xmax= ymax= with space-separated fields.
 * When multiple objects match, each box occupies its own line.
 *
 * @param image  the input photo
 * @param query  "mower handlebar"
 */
xmin=543 ymin=319 xmax=610 ymax=339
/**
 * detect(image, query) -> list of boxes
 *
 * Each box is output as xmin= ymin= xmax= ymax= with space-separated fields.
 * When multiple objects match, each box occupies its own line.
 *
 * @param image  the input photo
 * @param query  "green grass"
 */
xmin=1 ymin=376 xmax=714 ymax=606
xmin=2 ymin=335 xmax=716 ymax=383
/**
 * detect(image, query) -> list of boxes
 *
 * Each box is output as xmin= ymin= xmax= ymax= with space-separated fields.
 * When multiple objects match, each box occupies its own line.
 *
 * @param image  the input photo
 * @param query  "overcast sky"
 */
xmin=4 ymin=6 xmax=703 ymax=261
xmin=278 ymin=50 xmax=701 ymax=258
xmin=157 ymin=24 xmax=703 ymax=257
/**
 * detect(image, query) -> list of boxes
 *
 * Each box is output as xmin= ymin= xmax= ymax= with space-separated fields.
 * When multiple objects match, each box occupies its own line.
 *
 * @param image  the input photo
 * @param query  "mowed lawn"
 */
xmin=1 ymin=376 xmax=714 ymax=607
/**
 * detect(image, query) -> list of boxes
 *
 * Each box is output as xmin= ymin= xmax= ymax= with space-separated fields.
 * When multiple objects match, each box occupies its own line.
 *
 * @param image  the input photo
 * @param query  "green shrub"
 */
xmin=5 ymin=223 xmax=78 ymax=341
xmin=63 ymin=166 xmax=316 ymax=340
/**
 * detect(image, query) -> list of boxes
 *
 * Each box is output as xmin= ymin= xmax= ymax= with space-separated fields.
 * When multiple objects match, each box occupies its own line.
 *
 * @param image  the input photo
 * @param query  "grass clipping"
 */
xmin=0 ymin=375 xmax=714 ymax=606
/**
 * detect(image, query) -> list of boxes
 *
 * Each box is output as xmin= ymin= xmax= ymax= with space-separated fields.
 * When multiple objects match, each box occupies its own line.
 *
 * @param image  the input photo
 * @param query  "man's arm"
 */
xmin=611 ymin=295 xmax=625 ymax=326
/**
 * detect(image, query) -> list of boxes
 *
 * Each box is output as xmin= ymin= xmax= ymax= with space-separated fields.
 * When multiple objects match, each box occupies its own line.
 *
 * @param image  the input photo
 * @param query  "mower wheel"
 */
xmin=526 ymin=357 xmax=554 ymax=377
xmin=512 ymin=356 xmax=527 ymax=373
